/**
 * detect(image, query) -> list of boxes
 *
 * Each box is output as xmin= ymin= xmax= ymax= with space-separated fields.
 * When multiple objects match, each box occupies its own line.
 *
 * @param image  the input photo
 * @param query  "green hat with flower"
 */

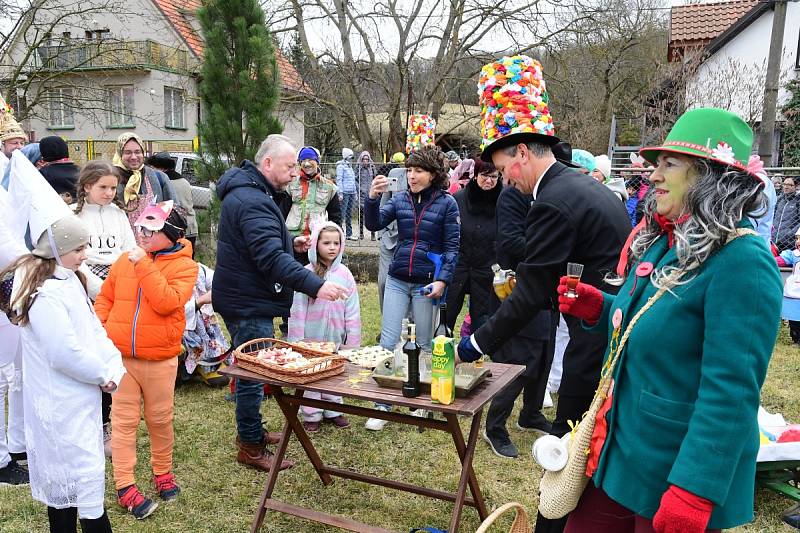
xmin=640 ymin=107 xmax=756 ymax=176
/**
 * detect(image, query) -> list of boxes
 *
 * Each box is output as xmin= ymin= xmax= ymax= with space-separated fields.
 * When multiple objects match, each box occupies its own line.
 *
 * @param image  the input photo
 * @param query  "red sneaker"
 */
xmin=117 ymin=485 xmax=158 ymax=519
xmin=154 ymin=472 xmax=181 ymax=502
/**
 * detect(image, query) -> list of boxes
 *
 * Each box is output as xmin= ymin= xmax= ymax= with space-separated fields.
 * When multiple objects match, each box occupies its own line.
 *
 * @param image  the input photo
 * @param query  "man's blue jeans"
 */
xmin=227 ymin=317 xmax=274 ymax=444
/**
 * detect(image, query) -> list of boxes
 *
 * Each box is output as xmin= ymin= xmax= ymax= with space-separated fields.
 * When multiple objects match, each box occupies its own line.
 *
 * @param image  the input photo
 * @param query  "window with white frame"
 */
xmin=48 ymin=87 xmax=74 ymax=128
xmin=164 ymin=86 xmax=185 ymax=129
xmin=107 ymin=85 xmax=134 ymax=127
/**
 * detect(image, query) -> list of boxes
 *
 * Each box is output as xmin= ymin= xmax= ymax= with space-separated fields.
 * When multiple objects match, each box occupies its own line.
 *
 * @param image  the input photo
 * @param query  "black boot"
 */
xmin=47 ymin=506 xmax=78 ymax=533
xmin=79 ymin=511 xmax=113 ymax=533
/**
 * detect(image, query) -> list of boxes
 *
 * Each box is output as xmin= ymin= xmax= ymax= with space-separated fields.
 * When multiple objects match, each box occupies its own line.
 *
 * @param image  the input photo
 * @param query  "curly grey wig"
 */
xmin=620 ymin=159 xmax=766 ymax=289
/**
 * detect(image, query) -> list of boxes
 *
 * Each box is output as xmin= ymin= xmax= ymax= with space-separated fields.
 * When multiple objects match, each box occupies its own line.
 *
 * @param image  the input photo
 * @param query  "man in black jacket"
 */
xmin=457 ymin=136 xmax=631 ymax=532
xmin=213 ymin=134 xmax=347 ymax=473
xmin=482 ymin=184 xmax=553 ymax=459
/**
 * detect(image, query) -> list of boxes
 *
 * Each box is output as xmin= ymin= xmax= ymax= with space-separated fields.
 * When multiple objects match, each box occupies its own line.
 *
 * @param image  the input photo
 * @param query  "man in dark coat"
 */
xmin=480 ymin=183 xmax=554 ymax=459
xmin=459 ymin=53 xmax=631 ymax=533
xmin=213 ymin=134 xmax=348 ymax=473
xmin=38 ymin=136 xmax=79 ymax=203
xmin=458 ymin=138 xmax=632 ymax=531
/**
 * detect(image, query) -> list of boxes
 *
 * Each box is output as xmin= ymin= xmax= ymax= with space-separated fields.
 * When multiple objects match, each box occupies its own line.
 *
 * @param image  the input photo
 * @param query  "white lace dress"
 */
xmin=20 ymin=267 xmax=126 ymax=509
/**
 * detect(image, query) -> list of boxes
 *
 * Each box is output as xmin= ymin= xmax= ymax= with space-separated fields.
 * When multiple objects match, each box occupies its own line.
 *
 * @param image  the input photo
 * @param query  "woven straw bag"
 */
xmin=538 ymin=228 xmax=756 ymax=519
xmin=538 ymin=287 xmax=666 ymax=519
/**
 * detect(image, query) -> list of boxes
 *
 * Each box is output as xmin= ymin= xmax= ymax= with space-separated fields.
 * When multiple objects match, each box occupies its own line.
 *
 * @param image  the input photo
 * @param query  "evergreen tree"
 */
xmin=782 ymin=79 xmax=800 ymax=167
xmin=197 ymin=0 xmax=282 ymax=178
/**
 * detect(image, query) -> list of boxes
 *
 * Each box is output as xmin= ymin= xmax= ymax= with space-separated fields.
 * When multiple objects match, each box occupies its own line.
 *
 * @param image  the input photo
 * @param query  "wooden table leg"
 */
xmin=445 ymin=412 xmax=488 ymax=521
xmin=447 ymin=411 xmax=486 ymax=532
xmin=250 ymin=386 xmax=293 ymax=533
xmin=273 ymin=388 xmax=333 ymax=486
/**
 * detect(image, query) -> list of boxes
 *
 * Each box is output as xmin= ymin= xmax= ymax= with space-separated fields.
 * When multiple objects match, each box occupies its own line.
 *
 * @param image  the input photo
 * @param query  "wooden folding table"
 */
xmin=223 ymin=362 xmax=523 ymax=533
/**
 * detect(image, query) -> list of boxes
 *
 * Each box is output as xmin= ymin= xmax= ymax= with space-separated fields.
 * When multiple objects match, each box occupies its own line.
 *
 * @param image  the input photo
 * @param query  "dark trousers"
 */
xmin=563 ymin=484 xmax=720 ymax=533
xmin=47 ymin=507 xmax=112 ymax=533
xmin=790 ymin=320 xmax=800 ymax=344
xmin=486 ymin=338 xmax=550 ymax=440
xmin=445 ymin=270 xmax=492 ymax=333
xmin=101 ymin=392 xmax=111 ymax=425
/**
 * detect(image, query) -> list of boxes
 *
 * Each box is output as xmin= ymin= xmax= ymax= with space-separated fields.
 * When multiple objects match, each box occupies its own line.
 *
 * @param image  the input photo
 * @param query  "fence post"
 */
xmin=87 ymin=138 xmax=94 ymax=160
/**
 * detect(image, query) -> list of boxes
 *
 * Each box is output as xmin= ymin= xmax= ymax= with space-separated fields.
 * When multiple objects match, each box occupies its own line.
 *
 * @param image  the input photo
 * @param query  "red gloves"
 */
xmin=652 ymin=485 xmax=713 ymax=533
xmin=556 ymin=276 xmax=603 ymax=325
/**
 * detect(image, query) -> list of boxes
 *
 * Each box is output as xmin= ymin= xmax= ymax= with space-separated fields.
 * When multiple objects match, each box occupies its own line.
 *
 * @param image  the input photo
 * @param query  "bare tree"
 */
xmin=266 ymin=0 xmax=595 ymax=155
xmin=541 ymin=0 xmax=669 ymax=153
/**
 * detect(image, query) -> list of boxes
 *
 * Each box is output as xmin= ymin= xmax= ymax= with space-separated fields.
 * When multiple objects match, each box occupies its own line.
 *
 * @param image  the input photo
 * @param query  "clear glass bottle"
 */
xmin=394 ymin=317 xmax=409 ymax=378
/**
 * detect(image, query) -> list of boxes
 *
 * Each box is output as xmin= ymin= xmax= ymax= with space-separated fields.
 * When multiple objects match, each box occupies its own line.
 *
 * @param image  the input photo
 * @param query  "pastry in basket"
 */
xmin=294 ymin=340 xmax=336 ymax=354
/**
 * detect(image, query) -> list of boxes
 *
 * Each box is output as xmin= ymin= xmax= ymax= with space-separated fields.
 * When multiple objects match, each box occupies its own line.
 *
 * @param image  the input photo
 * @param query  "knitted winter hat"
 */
xmin=477 ymin=55 xmax=559 ymax=162
xmin=31 ymin=215 xmax=90 ymax=260
xmin=298 ymin=146 xmax=320 ymax=162
xmin=39 ymin=136 xmax=69 ymax=162
xmin=594 ymin=154 xmax=611 ymax=179
xmin=342 ymin=148 xmax=354 ymax=160
xmin=571 ymin=149 xmax=596 ymax=172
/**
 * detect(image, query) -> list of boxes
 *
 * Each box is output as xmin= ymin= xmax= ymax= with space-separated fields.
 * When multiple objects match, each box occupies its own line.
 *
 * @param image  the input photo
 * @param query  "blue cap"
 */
xmin=298 ymin=146 xmax=320 ymax=162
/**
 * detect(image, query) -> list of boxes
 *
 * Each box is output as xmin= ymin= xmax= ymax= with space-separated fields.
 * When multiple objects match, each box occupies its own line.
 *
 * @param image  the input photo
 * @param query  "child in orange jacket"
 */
xmin=95 ymin=201 xmax=197 ymax=520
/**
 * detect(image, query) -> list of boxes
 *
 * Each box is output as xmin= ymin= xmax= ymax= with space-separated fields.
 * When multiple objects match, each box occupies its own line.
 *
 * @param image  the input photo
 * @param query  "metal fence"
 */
xmin=612 ymin=166 xmax=800 ymax=252
xmin=66 ymin=138 xmax=196 ymax=166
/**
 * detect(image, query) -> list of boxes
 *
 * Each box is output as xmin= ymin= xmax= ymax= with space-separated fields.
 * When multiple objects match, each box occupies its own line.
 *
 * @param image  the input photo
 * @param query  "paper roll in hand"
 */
xmin=532 ymin=434 xmax=570 ymax=472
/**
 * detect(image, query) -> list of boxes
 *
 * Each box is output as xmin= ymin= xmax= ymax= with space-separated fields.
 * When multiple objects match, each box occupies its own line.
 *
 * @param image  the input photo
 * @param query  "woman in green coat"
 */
xmin=559 ymin=108 xmax=782 ymax=533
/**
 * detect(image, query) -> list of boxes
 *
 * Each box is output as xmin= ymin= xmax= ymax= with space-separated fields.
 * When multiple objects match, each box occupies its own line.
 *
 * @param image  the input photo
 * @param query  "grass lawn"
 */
xmin=1 ymin=282 xmax=798 ymax=532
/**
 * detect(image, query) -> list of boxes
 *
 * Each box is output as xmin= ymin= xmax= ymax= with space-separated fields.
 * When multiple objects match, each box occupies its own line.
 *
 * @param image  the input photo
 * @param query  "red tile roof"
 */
xmin=150 ymin=0 xmax=311 ymax=94
xmin=669 ymin=0 xmax=759 ymax=60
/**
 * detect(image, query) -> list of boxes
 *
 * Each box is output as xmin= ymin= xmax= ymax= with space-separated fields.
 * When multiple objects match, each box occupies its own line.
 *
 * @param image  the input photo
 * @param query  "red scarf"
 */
xmin=654 ymin=212 xmax=690 ymax=248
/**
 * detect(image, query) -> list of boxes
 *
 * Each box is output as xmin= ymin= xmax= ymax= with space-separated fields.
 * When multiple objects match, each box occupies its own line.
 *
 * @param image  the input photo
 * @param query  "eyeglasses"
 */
xmin=137 ymin=227 xmax=157 ymax=238
xmin=479 ymin=173 xmax=501 ymax=181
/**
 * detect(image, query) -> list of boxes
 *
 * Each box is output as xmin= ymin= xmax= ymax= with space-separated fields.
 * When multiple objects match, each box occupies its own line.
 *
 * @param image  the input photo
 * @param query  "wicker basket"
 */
xmin=233 ymin=338 xmax=347 ymax=384
xmin=475 ymin=502 xmax=532 ymax=533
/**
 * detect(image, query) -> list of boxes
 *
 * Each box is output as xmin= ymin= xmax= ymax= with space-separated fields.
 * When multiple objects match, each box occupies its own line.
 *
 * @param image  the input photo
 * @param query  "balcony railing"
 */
xmin=30 ymin=40 xmax=196 ymax=74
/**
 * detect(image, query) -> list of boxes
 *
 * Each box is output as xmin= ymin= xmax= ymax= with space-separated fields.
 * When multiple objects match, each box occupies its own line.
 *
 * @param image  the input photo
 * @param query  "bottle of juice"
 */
xmin=402 ymin=323 xmax=421 ymax=398
xmin=431 ymin=304 xmax=455 ymax=405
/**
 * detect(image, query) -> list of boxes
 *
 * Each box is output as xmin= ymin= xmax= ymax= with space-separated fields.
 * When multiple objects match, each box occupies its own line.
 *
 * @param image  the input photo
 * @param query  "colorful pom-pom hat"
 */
xmin=639 ymin=107 xmax=758 ymax=178
xmin=477 ymin=55 xmax=559 ymax=162
xmin=406 ymin=114 xmax=436 ymax=153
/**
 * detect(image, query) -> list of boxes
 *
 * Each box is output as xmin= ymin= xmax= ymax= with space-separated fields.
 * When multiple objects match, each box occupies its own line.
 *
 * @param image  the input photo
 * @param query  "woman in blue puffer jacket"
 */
xmin=365 ymin=144 xmax=460 ymax=358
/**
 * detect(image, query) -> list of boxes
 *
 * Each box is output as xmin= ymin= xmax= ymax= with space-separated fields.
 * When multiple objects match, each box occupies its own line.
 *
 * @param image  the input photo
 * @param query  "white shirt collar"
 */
xmin=532 ymin=161 xmax=557 ymax=200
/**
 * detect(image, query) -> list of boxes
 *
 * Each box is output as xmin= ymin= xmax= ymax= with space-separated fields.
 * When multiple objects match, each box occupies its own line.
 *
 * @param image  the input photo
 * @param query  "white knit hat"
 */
xmin=594 ymin=154 xmax=611 ymax=180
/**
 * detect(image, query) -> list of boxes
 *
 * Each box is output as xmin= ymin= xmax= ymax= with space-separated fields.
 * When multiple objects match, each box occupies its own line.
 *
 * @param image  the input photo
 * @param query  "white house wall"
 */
xmin=686 ymin=2 xmax=800 ymax=123
xmin=4 ymin=0 xmax=307 ymax=148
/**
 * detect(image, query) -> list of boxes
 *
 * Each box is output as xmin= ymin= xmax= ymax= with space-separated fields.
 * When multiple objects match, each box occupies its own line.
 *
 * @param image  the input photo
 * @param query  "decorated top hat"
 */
xmin=477 ymin=55 xmax=559 ymax=162
xmin=640 ymin=108 xmax=756 ymax=177
xmin=0 ymin=95 xmax=28 ymax=143
xmin=406 ymin=114 xmax=436 ymax=153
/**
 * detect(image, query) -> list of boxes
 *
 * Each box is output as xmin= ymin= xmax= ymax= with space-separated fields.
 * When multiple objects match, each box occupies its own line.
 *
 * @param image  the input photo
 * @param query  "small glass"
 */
xmin=565 ymin=262 xmax=584 ymax=299
xmin=420 ymin=350 xmax=432 ymax=382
